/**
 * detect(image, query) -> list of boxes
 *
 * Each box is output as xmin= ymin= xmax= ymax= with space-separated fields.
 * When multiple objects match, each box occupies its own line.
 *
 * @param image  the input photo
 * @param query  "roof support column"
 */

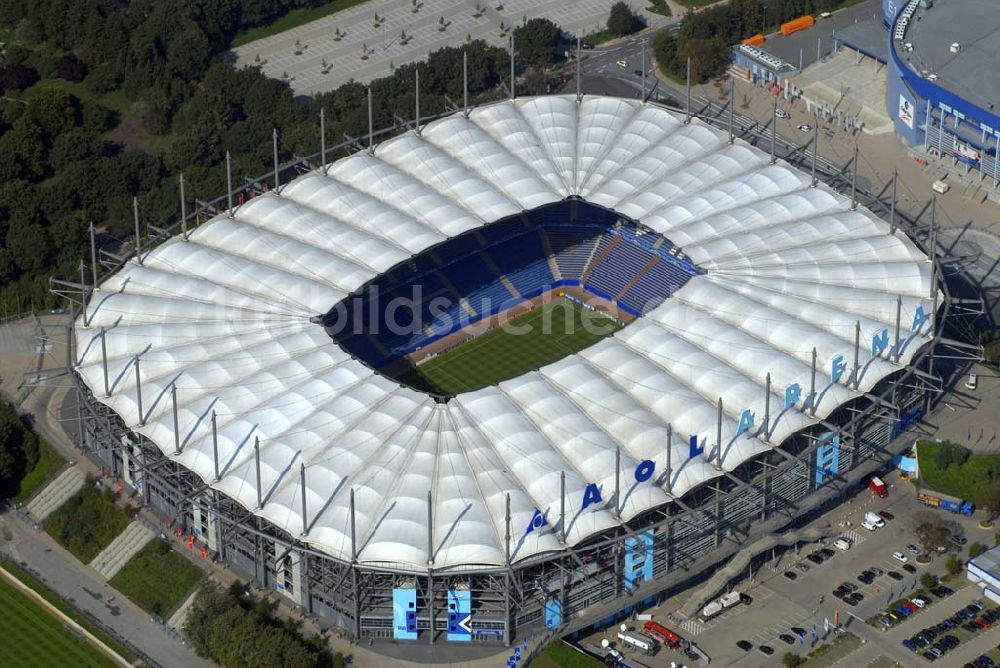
xmin=850 ymin=142 xmax=859 ymax=210
xmin=134 ymin=355 xmax=143 ymax=426
xmin=640 ymin=39 xmax=646 ymax=103
xmin=665 ymin=423 xmax=672 ymax=493
xmin=133 ymin=197 xmax=142 ymax=265
xmin=770 ymin=94 xmax=777 ymax=164
xmin=247 ymin=436 xmax=260 ymax=511
xmin=810 ymin=121 xmax=818 ymax=186
xmin=463 ymin=51 xmax=469 ymax=117
xmin=809 ymin=347 xmax=817 ymax=416
xmin=894 ymin=295 xmax=902 ymax=363
xmin=211 ymin=409 xmax=219 ymax=481
xmin=225 ymin=150 xmax=233 ymax=215
xmin=100 ymin=327 xmax=109 ymax=397
xmin=929 ymin=195 xmax=937 ymax=300
xmin=427 ymin=572 xmax=434 ymax=644
xmin=614 ymin=445 xmax=621 ymax=517
xmin=504 ymin=493 xmax=511 ymax=567
xmin=89 ymin=222 xmax=98 ymax=293
xmin=853 ymin=320 xmax=861 ymax=390
xmin=559 ymin=470 xmax=566 ymax=543
xmin=576 ymin=37 xmax=582 ymax=102
xmin=427 ymin=489 xmax=433 ymax=566
xmin=716 ymin=397 xmax=724 ymax=469
xmin=414 ymin=68 xmax=421 ymax=135
xmin=763 ymin=372 xmax=771 ymax=440
xmin=728 ymin=77 xmax=735 ymax=144
xmin=272 ymin=129 xmax=280 ymax=191
xmin=300 ymin=463 xmax=308 ymax=536
xmin=179 ymin=174 xmax=188 ymax=240
xmin=509 ymin=35 xmax=515 ymax=100
xmin=367 ymin=88 xmax=374 ymax=154
xmin=684 ymin=57 xmax=691 ymax=123
xmin=889 ymin=168 xmax=897 ymax=234
xmin=172 ymin=383 xmax=180 ymax=454
xmin=319 ymin=107 xmax=327 ymax=171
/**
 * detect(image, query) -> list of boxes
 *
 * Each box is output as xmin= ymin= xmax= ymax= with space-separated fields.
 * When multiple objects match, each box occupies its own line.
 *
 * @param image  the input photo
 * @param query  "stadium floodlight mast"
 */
xmin=850 ymin=142 xmax=859 ymax=210
xmin=100 ymin=327 xmax=110 ymax=397
xmin=727 ymin=77 xmax=734 ymax=144
xmin=415 ymin=68 xmax=421 ymax=135
xmin=226 ymin=150 xmax=233 ymax=215
xmin=810 ymin=122 xmax=818 ymax=187
xmin=762 ymin=372 xmax=771 ymax=440
xmin=173 ymin=383 xmax=181 ymax=454
xmin=179 ymin=174 xmax=189 ymax=240
xmin=132 ymin=197 xmax=142 ymax=265
xmin=367 ymin=87 xmax=374 ymax=154
xmin=684 ymin=57 xmax=691 ymax=123
xmin=254 ymin=436 xmax=262 ymax=508
xmin=509 ymin=34 xmax=515 ymax=100
xmin=894 ymin=294 xmax=903 ymax=363
xmin=211 ymin=409 xmax=220 ymax=481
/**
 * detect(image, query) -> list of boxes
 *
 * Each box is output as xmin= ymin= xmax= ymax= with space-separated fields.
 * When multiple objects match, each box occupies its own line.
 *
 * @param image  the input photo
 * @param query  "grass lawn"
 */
xmin=14 ymin=438 xmax=65 ymax=502
xmin=0 ymin=558 xmax=134 ymax=660
xmin=582 ymin=30 xmax=619 ymax=47
xmin=44 ymin=479 xmax=133 ymax=563
xmin=403 ymin=298 xmax=621 ymax=395
xmin=231 ymin=0 xmax=372 ymax=47
xmin=18 ymin=77 xmax=132 ymax=117
xmin=109 ymin=539 xmax=205 ymax=618
xmin=0 ymin=571 xmax=115 ymax=668
xmin=647 ymin=0 xmax=673 ymax=17
xmin=916 ymin=440 xmax=1000 ymax=501
xmin=803 ymin=632 xmax=862 ymax=667
xmin=528 ymin=641 xmax=603 ymax=668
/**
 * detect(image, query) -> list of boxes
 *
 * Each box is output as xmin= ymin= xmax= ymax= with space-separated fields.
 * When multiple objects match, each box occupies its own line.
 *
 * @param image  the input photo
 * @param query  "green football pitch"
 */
xmin=405 ymin=298 xmax=621 ymax=395
xmin=0 ymin=576 xmax=114 ymax=668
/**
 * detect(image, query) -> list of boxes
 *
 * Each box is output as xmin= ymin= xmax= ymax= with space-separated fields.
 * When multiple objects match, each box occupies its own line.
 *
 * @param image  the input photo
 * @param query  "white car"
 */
xmin=892 ymin=551 xmax=908 ymax=564
xmin=910 ymin=597 xmax=927 ymax=608
xmin=775 ymin=108 xmax=790 ymax=119
xmin=797 ymin=124 xmax=812 ymax=132
xmin=616 ymin=58 xmax=628 ymax=68
xmin=966 ymin=372 xmax=978 ymax=390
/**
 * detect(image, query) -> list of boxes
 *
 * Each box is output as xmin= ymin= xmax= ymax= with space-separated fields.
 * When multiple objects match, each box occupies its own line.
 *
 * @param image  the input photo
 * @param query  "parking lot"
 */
xmin=582 ymin=473 xmax=1000 ymax=666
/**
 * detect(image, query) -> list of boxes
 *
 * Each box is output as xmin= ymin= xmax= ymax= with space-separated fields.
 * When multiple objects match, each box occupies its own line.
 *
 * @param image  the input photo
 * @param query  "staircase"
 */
xmin=480 ymin=251 xmax=520 ymax=298
xmin=615 ymin=257 xmax=660 ymax=302
xmin=25 ymin=467 xmax=85 ymax=522
xmin=539 ymin=229 xmax=562 ymax=281
xmin=581 ymin=236 xmax=620 ymax=283
xmin=90 ymin=521 xmax=156 ymax=579
xmin=435 ymin=271 xmax=477 ymax=317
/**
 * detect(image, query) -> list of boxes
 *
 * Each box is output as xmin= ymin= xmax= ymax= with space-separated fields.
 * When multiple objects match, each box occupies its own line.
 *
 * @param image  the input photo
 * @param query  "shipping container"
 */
xmin=780 ymin=15 xmax=816 ymax=36
xmin=742 ymin=33 xmax=766 ymax=46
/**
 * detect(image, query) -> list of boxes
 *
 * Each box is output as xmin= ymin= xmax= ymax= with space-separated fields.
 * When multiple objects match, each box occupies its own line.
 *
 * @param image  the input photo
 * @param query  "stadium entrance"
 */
xmin=322 ymin=199 xmax=704 ymax=397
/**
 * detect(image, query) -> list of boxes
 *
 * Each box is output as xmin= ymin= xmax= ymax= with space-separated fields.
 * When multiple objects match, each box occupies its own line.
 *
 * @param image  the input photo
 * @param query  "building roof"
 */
xmin=903 ymin=0 xmax=1000 ymax=121
xmin=74 ymin=95 xmax=936 ymax=572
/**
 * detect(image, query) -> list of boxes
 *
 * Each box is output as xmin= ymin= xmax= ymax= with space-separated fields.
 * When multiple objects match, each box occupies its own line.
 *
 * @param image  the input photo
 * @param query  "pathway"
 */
xmin=25 ymin=467 xmax=84 ymax=522
xmin=90 ymin=521 xmax=155 ymax=580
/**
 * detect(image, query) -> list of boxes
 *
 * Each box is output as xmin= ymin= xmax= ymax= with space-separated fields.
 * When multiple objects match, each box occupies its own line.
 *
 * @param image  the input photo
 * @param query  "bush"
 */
xmin=970 ymin=542 xmax=988 ymax=558
xmin=937 ymin=441 xmax=971 ymax=470
xmin=945 ymin=555 xmax=963 ymax=575
xmin=783 ymin=653 xmax=802 ymax=667
xmin=920 ymin=572 xmax=939 ymax=590
xmin=43 ymin=477 xmax=133 ymax=562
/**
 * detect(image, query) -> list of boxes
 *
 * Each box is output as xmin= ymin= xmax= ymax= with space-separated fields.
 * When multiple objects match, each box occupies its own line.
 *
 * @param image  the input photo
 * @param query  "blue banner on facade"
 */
xmin=815 ymin=433 xmax=840 ymax=486
xmin=544 ymin=596 xmax=562 ymax=630
xmin=624 ymin=529 xmax=654 ymax=591
xmin=392 ymin=588 xmax=418 ymax=640
xmin=447 ymin=589 xmax=472 ymax=641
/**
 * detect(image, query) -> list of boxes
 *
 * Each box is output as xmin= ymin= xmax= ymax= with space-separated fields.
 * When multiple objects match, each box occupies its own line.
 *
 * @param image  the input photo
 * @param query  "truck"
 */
xmin=869 ymin=476 xmax=888 ymax=498
xmin=616 ymin=629 xmax=658 ymax=655
xmin=698 ymin=591 xmax=743 ymax=622
xmin=918 ymin=492 xmax=975 ymax=516
xmin=642 ymin=620 xmax=682 ymax=650
xmin=780 ymin=15 xmax=815 ymax=36
xmin=742 ymin=33 xmax=765 ymax=46
xmin=864 ymin=511 xmax=886 ymax=528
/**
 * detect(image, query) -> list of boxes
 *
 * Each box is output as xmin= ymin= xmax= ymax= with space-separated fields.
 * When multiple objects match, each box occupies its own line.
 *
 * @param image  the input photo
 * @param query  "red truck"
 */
xmin=643 ymin=620 xmax=682 ymax=650
xmin=869 ymin=476 xmax=888 ymax=498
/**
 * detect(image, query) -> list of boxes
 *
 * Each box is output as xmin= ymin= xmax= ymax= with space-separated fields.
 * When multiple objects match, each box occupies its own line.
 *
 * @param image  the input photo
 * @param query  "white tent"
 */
xmin=74 ymin=95 xmax=936 ymax=572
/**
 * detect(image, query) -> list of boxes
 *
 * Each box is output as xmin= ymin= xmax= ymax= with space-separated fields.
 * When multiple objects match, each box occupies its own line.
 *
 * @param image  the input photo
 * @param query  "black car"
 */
xmin=807 ymin=553 xmax=825 ymax=564
xmin=736 ymin=639 xmax=753 ymax=651
xmin=848 ymin=592 xmax=864 ymax=603
xmin=819 ymin=548 xmax=835 ymax=559
xmin=779 ymin=633 xmax=795 ymax=645
xmin=888 ymin=570 xmax=904 ymax=581
xmin=783 ymin=570 xmax=798 ymax=581
xmin=758 ymin=645 xmax=774 ymax=656
xmin=903 ymin=563 xmax=917 ymax=574
xmin=879 ymin=510 xmax=895 ymax=521
xmin=791 ymin=626 xmax=806 ymax=637
xmin=923 ymin=650 xmax=938 ymax=662
xmin=840 ymin=582 xmax=858 ymax=593
xmin=952 ymin=535 xmax=968 ymax=546
xmin=843 ymin=595 xmax=858 ymax=607
xmin=833 ymin=589 xmax=847 ymax=599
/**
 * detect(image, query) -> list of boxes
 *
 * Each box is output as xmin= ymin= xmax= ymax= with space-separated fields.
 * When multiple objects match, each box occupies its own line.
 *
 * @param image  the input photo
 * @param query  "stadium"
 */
xmin=883 ymin=0 xmax=1000 ymax=188
xmin=68 ymin=93 xmax=946 ymax=650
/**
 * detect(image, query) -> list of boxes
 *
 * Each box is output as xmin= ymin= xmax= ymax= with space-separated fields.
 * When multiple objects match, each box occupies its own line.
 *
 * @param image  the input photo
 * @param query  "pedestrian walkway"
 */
xmin=90 ymin=520 xmax=155 ymax=579
xmin=25 ymin=466 xmax=84 ymax=522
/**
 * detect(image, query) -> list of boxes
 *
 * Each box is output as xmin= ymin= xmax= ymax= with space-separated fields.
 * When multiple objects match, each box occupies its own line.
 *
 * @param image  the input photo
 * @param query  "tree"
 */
xmin=56 ymin=53 xmax=88 ymax=82
xmin=512 ymin=18 xmax=561 ymax=66
xmin=0 ymin=63 xmax=39 ymax=92
xmin=970 ymin=542 xmax=988 ymax=558
xmin=936 ymin=441 xmax=970 ymax=470
xmin=608 ymin=1 xmax=640 ymax=37
xmin=945 ymin=555 xmax=962 ymax=575
xmin=976 ymin=478 xmax=1000 ymax=521
xmin=913 ymin=511 xmax=954 ymax=555
xmin=920 ymin=572 xmax=938 ymax=590
xmin=782 ymin=653 xmax=802 ymax=667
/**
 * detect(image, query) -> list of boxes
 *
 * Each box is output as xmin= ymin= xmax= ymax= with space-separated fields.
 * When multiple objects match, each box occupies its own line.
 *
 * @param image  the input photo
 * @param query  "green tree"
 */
xmin=920 ymin=572 xmax=938 ymax=589
xmin=976 ymin=478 xmax=1000 ymax=521
xmin=945 ymin=555 xmax=962 ymax=575
xmin=782 ymin=653 xmax=802 ymax=667
xmin=608 ymin=1 xmax=640 ymax=37
xmin=512 ymin=18 xmax=561 ymax=66
xmin=913 ymin=511 xmax=953 ymax=555
xmin=970 ymin=542 xmax=987 ymax=558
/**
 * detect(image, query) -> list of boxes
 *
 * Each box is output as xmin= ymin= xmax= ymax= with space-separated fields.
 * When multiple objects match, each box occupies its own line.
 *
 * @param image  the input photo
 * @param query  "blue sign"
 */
xmin=544 ymin=597 xmax=562 ymax=630
xmin=392 ymin=588 xmax=418 ymax=640
xmin=447 ymin=589 xmax=472 ymax=641
xmin=624 ymin=529 xmax=654 ymax=591
xmin=815 ymin=433 xmax=840 ymax=486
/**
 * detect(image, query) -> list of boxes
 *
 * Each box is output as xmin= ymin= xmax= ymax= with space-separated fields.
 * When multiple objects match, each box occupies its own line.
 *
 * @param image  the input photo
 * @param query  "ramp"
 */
xmin=90 ymin=521 xmax=155 ymax=580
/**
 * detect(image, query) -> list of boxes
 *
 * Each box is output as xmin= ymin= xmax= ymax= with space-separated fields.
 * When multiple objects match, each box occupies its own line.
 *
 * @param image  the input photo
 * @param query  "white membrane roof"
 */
xmin=75 ymin=95 xmax=936 ymax=572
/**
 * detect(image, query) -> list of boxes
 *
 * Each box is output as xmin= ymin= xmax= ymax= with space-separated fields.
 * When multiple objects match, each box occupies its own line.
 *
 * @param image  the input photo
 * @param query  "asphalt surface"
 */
xmin=760 ymin=0 xmax=882 ymax=71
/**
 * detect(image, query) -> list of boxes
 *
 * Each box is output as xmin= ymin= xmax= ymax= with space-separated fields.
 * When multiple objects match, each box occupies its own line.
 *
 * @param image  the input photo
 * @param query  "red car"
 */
xmin=902 ymin=602 xmax=918 ymax=613
xmin=975 ymin=616 xmax=991 ymax=628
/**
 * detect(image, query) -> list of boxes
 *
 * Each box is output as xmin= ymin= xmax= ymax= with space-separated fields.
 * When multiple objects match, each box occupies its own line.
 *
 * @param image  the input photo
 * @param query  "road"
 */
xmin=0 ymin=514 xmax=212 ymax=668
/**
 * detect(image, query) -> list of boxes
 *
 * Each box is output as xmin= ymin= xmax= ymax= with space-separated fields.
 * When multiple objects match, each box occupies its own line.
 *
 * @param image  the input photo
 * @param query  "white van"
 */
xmin=834 ymin=537 xmax=853 ymax=551
xmin=932 ymin=180 xmax=950 ymax=194
xmin=617 ymin=630 xmax=658 ymax=654
xmin=861 ymin=520 xmax=879 ymax=531
xmin=864 ymin=511 xmax=886 ymax=528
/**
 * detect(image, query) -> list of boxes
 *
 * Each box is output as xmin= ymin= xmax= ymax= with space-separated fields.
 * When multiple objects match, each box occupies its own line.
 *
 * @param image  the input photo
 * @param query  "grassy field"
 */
xmin=803 ymin=632 xmax=862 ymax=667
xmin=647 ymin=0 xmax=673 ymax=17
xmin=231 ymin=0 xmax=372 ymax=47
xmin=14 ymin=439 xmax=65 ymax=502
xmin=528 ymin=641 xmax=603 ymax=668
xmin=916 ymin=440 xmax=1000 ymax=501
xmin=0 ymin=558 xmax=134 ymax=661
xmin=0 ymin=573 xmax=114 ymax=668
xmin=44 ymin=480 xmax=133 ymax=563
xmin=109 ymin=540 xmax=205 ymax=618
xmin=404 ymin=298 xmax=620 ymax=395
xmin=582 ymin=30 xmax=619 ymax=47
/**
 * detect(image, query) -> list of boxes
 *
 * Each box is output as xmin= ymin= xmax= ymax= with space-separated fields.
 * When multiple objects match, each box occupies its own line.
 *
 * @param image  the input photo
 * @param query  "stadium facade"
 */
xmin=884 ymin=0 xmax=1000 ymax=187
xmin=66 ymin=94 xmax=948 ymax=649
